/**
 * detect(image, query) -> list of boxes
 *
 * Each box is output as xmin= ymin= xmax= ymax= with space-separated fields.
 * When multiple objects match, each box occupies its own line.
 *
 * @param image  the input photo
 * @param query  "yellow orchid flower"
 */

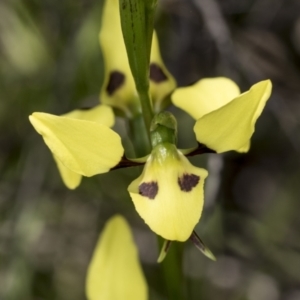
xmin=86 ymin=215 xmax=148 ymax=300
xmin=99 ymin=0 xmax=176 ymax=115
xmin=172 ymin=77 xmax=272 ymax=154
xmin=29 ymin=77 xmax=272 ymax=247
xmin=128 ymin=112 xmax=208 ymax=242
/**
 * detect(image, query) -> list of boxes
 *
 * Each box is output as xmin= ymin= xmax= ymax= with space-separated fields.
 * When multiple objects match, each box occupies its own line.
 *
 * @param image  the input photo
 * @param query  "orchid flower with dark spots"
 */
xmin=29 ymin=0 xmax=272 ymax=261
xmin=29 ymin=83 xmax=271 ymax=252
xmin=128 ymin=112 xmax=208 ymax=242
xmin=99 ymin=0 xmax=176 ymax=116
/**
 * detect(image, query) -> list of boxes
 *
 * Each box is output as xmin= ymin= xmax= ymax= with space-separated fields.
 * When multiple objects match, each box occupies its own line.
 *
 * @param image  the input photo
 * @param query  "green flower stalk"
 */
xmin=118 ymin=0 xmax=154 ymax=92
xmin=118 ymin=0 xmax=157 ymax=135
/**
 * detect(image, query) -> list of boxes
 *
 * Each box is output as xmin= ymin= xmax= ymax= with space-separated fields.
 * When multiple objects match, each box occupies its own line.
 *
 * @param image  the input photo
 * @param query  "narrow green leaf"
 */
xmin=119 ymin=0 xmax=157 ymax=92
xmin=190 ymin=231 xmax=216 ymax=261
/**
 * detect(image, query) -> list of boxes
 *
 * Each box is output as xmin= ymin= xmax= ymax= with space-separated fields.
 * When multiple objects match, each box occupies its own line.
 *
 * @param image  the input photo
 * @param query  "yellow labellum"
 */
xmin=29 ymin=112 xmax=124 ymax=177
xmin=86 ymin=215 xmax=148 ymax=300
xmin=128 ymin=144 xmax=208 ymax=241
xmin=194 ymin=80 xmax=272 ymax=153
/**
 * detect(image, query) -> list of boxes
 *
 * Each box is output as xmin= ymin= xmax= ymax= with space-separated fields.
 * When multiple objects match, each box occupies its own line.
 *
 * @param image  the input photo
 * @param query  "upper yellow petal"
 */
xmin=194 ymin=80 xmax=272 ymax=153
xmin=172 ymin=77 xmax=240 ymax=120
xmin=29 ymin=113 xmax=124 ymax=176
xmin=99 ymin=0 xmax=138 ymax=112
xmin=62 ymin=104 xmax=114 ymax=127
xmin=149 ymin=32 xmax=176 ymax=112
xmin=86 ymin=215 xmax=148 ymax=300
xmin=128 ymin=143 xmax=208 ymax=241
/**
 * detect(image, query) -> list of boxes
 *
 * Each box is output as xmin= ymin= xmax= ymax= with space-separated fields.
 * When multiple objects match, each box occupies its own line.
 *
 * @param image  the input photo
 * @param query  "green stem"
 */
xmin=159 ymin=241 xmax=187 ymax=300
xmin=128 ymin=113 xmax=151 ymax=157
xmin=137 ymin=88 xmax=154 ymax=143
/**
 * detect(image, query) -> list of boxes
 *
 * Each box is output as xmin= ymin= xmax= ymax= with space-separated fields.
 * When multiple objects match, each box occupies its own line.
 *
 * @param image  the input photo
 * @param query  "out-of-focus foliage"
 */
xmin=1 ymin=0 xmax=300 ymax=299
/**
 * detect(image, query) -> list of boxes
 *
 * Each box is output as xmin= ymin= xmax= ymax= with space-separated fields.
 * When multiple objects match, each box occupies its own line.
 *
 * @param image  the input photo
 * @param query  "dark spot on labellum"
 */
xmin=150 ymin=63 xmax=168 ymax=83
xmin=106 ymin=71 xmax=125 ymax=95
xmin=178 ymin=174 xmax=200 ymax=192
xmin=139 ymin=181 xmax=158 ymax=200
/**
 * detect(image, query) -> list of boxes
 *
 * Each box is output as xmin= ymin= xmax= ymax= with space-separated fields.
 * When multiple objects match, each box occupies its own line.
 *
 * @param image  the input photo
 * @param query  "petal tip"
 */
xmin=190 ymin=231 xmax=216 ymax=261
xmin=157 ymin=240 xmax=172 ymax=263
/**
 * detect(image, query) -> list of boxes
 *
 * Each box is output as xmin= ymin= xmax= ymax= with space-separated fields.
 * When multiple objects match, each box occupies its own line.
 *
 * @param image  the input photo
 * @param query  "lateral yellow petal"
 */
xmin=172 ymin=77 xmax=240 ymax=120
xmin=128 ymin=144 xmax=208 ymax=241
xmin=51 ymin=105 xmax=114 ymax=189
xmin=194 ymin=80 xmax=272 ymax=153
xmin=29 ymin=113 xmax=124 ymax=176
xmin=86 ymin=215 xmax=148 ymax=300
xmin=99 ymin=0 xmax=138 ymax=113
xmin=150 ymin=32 xmax=176 ymax=112
xmin=53 ymin=155 xmax=82 ymax=189
xmin=63 ymin=104 xmax=114 ymax=127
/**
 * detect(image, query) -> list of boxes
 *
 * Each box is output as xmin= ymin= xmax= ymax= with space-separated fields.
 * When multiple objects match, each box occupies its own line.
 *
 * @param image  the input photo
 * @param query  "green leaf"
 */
xmin=119 ymin=0 xmax=157 ymax=93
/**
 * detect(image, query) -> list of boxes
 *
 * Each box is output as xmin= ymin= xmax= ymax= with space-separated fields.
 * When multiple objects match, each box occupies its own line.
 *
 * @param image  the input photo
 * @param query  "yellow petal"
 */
xmin=86 ymin=215 xmax=148 ymax=300
xmin=128 ymin=144 xmax=208 ymax=241
xmin=150 ymin=32 xmax=176 ymax=112
xmin=53 ymin=155 xmax=82 ymax=189
xmin=99 ymin=0 xmax=138 ymax=113
xmin=62 ymin=104 xmax=114 ymax=127
xmin=29 ymin=113 xmax=124 ymax=176
xmin=51 ymin=105 xmax=114 ymax=189
xmin=172 ymin=77 xmax=240 ymax=120
xmin=194 ymin=80 xmax=272 ymax=153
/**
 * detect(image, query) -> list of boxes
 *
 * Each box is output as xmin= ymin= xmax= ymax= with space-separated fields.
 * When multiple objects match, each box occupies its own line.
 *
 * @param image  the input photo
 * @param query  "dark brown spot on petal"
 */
xmin=139 ymin=181 xmax=158 ymax=200
xmin=178 ymin=174 xmax=200 ymax=192
xmin=150 ymin=63 xmax=168 ymax=83
xmin=106 ymin=71 xmax=125 ymax=95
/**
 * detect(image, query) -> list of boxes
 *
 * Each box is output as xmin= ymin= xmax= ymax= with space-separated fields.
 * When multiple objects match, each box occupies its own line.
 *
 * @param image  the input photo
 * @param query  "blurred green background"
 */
xmin=1 ymin=0 xmax=300 ymax=299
